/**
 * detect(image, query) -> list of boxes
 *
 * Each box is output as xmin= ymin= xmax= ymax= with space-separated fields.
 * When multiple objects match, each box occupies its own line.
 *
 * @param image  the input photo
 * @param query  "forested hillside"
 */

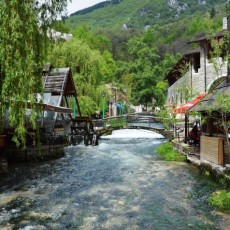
xmin=66 ymin=0 xmax=227 ymax=31
xmin=65 ymin=0 xmax=228 ymax=58
xmin=48 ymin=0 xmax=230 ymax=115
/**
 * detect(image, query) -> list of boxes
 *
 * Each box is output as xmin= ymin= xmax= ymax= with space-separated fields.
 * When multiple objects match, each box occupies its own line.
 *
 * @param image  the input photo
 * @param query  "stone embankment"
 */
xmin=172 ymin=139 xmax=230 ymax=187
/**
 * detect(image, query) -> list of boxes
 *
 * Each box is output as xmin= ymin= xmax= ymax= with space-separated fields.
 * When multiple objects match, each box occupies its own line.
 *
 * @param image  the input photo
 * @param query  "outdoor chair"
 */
xmin=187 ymin=132 xmax=200 ymax=155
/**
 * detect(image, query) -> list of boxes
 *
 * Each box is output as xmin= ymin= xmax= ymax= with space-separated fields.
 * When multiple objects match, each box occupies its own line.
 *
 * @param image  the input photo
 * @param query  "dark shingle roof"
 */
xmin=189 ymin=77 xmax=230 ymax=112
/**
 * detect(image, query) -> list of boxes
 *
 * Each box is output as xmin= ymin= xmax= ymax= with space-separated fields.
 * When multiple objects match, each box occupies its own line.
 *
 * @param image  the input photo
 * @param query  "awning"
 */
xmin=115 ymin=103 xmax=124 ymax=110
xmin=41 ymin=103 xmax=72 ymax=114
xmin=1 ymin=100 xmax=72 ymax=114
xmin=172 ymin=92 xmax=207 ymax=114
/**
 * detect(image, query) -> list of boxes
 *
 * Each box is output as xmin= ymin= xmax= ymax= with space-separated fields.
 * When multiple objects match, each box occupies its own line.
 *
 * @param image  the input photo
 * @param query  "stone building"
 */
xmin=166 ymin=16 xmax=229 ymax=107
xmin=189 ymin=77 xmax=230 ymax=165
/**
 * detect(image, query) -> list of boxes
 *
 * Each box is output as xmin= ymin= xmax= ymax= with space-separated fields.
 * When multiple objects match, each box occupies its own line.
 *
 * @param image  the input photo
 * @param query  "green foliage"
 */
xmin=50 ymin=39 xmax=104 ymax=85
xmin=156 ymin=142 xmax=186 ymax=161
xmin=72 ymin=25 xmax=112 ymax=53
xmin=107 ymin=118 xmax=127 ymax=127
xmin=125 ymin=35 xmax=170 ymax=107
xmin=67 ymin=0 xmax=149 ymax=31
xmin=113 ymin=40 xmax=180 ymax=108
xmin=48 ymin=36 xmax=115 ymax=115
xmin=156 ymin=107 xmax=178 ymax=130
xmin=208 ymin=31 xmax=230 ymax=154
xmin=186 ymin=14 xmax=215 ymax=36
xmin=226 ymin=2 xmax=230 ymax=15
xmin=66 ymin=0 xmax=226 ymax=32
xmin=210 ymin=7 xmax=216 ymax=19
xmin=208 ymin=190 xmax=230 ymax=210
xmin=78 ymin=96 xmax=97 ymax=116
xmin=51 ymin=20 xmax=71 ymax=34
xmin=65 ymin=0 xmax=227 ymax=62
xmin=215 ymin=94 xmax=230 ymax=115
xmin=63 ymin=0 xmax=227 ymax=116
xmin=215 ymin=94 xmax=230 ymax=154
xmin=0 ymin=0 xmax=68 ymax=146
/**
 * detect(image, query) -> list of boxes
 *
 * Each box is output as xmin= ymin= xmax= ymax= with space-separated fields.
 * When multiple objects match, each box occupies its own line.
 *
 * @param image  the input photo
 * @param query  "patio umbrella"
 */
xmin=172 ymin=92 xmax=207 ymax=143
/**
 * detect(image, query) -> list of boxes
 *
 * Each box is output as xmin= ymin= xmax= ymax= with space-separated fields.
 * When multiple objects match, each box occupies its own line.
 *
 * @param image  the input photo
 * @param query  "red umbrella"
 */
xmin=172 ymin=92 xmax=207 ymax=114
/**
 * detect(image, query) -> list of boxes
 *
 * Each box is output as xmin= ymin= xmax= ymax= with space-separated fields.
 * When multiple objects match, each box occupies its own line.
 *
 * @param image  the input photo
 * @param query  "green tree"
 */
xmin=215 ymin=94 xmax=230 ymax=154
xmin=73 ymin=25 xmax=112 ymax=53
xmin=226 ymin=2 xmax=230 ymax=15
xmin=116 ymin=35 xmax=181 ymax=108
xmin=49 ymin=37 xmax=114 ymax=115
xmin=127 ymin=36 xmax=163 ymax=106
xmin=209 ymin=30 xmax=230 ymax=154
xmin=0 ymin=0 xmax=68 ymax=146
xmin=210 ymin=7 xmax=216 ymax=19
xmin=51 ymin=20 xmax=71 ymax=34
xmin=186 ymin=14 xmax=215 ymax=36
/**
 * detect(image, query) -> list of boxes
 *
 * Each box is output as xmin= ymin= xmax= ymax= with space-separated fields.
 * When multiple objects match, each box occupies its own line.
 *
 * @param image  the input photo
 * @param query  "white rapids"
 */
xmin=100 ymin=129 xmax=164 ymax=139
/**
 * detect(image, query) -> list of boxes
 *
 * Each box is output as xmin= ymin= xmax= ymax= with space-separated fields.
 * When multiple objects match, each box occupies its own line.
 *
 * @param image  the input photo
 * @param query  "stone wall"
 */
xmin=167 ymin=48 xmax=228 ymax=106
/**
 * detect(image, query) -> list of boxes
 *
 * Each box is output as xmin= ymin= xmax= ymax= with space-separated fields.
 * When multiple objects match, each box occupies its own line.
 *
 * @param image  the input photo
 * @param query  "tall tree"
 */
xmin=0 ymin=0 xmax=68 ymax=146
xmin=49 ymin=37 xmax=115 ymax=116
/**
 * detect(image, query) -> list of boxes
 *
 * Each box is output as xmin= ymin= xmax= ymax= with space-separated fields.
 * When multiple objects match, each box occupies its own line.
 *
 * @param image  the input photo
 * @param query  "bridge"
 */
xmin=92 ymin=115 xmax=166 ymax=137
xmin=68 ymin=114 xmax=173 ymax=146
xmin=89 ymin=114 xmax=175 ymax=144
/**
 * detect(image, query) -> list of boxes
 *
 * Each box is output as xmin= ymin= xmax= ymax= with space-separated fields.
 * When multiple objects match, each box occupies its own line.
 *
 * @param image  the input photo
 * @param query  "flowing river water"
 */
xmin=0 ymin=129 xmax=230 ymax=229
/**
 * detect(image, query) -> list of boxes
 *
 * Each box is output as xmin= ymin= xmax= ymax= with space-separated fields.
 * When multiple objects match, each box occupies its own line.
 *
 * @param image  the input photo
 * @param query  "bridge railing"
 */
xmin=92 ymin=115 xmax=164 ymax=129
xmin=92 ymin=116 xmax=128 ymax=129
xmin=127 ymin=115 xmax=157 ymax=127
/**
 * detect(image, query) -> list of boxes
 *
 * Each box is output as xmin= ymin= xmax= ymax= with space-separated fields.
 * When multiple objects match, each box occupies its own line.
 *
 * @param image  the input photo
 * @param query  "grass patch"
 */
xmin=208 ymin=190 xmax=230 ymax=210
xmin=156 ymin=142 xmax=186 ymax=161
xmin=107 ymin=118 xmax=127 ymax=128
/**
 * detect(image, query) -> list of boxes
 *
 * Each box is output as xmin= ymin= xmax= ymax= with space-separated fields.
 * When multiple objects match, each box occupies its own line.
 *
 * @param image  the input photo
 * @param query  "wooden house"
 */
xmin=189 ymin=77 xmax=230 ymax=165
xmin=1 ymin=65 xmax=93 ymax=161
xmin=42 ymin=65 xmax=97 ymax=146
xmin=42 ymin=64 xmax=81 ymax=134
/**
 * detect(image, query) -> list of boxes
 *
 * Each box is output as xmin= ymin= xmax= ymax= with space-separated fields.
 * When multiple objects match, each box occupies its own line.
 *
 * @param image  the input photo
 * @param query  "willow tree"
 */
xmin=0 ymin=0 xmax=68 ymax=146
xmin=49 ymin=37 xmax=115 ymax=116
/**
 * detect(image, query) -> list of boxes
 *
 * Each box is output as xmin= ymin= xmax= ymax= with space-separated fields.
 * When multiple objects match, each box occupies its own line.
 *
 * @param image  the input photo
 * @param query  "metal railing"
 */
xmin=92 ymin=115 xmax=164 ymax=130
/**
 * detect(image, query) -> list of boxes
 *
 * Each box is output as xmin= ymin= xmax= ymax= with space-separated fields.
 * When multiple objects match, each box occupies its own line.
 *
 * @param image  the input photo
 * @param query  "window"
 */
xmin=193 ymin=53 xmax=200 ymax=73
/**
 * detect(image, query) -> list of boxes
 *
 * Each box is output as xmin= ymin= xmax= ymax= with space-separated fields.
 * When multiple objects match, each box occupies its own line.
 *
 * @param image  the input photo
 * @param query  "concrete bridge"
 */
xmin=92 ymin=115 xmax=173 ymax=140
xmin=69 ymin=114 xmax=173 ymax=146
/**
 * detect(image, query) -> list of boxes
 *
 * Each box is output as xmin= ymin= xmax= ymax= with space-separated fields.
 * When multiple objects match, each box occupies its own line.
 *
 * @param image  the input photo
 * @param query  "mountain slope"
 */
xmin=66 ymin=0 xmax=227 ymax=31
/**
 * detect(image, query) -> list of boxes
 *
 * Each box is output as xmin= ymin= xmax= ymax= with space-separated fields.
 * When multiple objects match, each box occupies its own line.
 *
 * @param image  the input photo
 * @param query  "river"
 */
xmin=0 ymin=129 xmax=230 ymax=229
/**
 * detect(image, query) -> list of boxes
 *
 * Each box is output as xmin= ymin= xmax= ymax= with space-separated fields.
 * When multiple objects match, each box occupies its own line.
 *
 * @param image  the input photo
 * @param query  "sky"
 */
xmin=67 ymin=0 xmax=106 ymax=15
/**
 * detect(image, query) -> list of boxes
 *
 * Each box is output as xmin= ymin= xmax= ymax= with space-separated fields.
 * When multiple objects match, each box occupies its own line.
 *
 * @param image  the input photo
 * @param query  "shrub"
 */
xmin=208 ymin=190 xmax=230 ymax=210
xmin=156 ymin=142 xmax=186 ymax=161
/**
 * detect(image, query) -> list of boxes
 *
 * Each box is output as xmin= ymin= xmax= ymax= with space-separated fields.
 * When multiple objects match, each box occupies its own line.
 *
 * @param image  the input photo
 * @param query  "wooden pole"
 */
xmin=185 ymin=114 xmax=188 ymax=143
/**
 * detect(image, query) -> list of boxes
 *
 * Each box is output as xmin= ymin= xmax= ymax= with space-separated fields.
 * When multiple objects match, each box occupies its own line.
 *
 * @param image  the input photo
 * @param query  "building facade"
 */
xmin=166 ymin=17 xmax=229 ymax=107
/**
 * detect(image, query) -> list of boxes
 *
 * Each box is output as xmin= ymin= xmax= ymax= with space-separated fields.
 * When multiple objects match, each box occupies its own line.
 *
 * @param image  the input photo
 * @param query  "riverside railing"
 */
xmin=92 ymin=115 xmax=164 ymax=130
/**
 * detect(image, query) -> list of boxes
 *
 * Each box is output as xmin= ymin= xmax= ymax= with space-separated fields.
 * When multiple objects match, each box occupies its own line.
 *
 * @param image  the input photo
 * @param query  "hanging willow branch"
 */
xmin=0 ymin=0 xmax=68 ymax=146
